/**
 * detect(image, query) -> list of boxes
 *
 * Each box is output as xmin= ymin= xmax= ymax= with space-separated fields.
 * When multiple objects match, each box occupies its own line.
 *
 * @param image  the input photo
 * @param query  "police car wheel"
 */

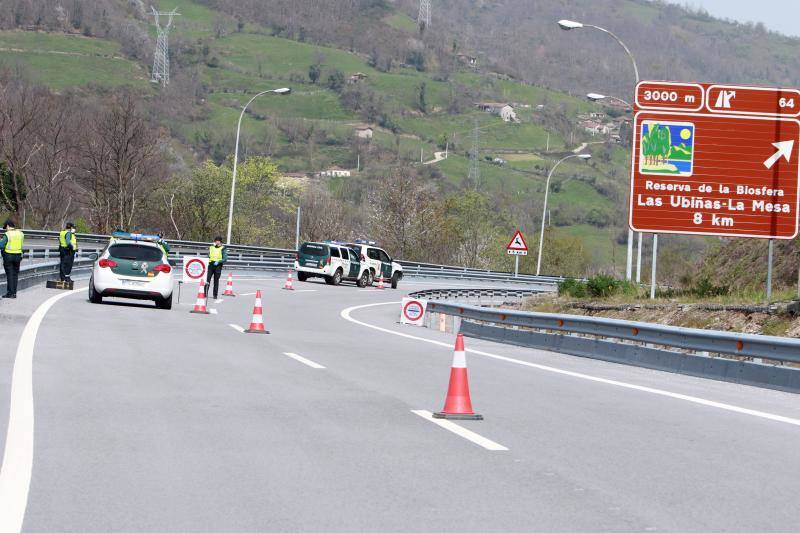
xmin=297 ymin=272 xmax=308 ymax=282
xmin=89 ymin=280 xmax=102 ymax=304
xmin=357 ymin=271 xmax=369 ymax=288
xmin=331 ymin=269 xmax=343 ymax=286
xmin=367 ymin=270 xmax=374 ymax=286
xmin=156 ymin=294 xmax=172 ymax=310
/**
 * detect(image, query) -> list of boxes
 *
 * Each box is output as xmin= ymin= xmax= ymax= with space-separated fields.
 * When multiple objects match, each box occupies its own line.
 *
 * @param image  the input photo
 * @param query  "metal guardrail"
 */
xmin=0 ymin=258 xmax=94 ymax=293
xmin=424 ymin=300 xmax=800 ymax=364
xmin=12 ymin=229 xmax=563 ymax=286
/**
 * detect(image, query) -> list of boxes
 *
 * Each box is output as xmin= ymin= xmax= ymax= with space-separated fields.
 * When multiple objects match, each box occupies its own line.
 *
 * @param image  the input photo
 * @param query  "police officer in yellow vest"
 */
xmin=58 ymin=222 xmax=78 ymax=282
xmin=206 ymin=236 xmax=228 ymax=300
xmin=1 ymin=219 xmax=24 ymax=298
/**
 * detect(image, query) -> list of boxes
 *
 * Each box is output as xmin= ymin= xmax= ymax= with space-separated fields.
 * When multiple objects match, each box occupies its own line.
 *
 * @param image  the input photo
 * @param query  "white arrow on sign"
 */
xmin=764 ymin=140 xmax=794 ymax=170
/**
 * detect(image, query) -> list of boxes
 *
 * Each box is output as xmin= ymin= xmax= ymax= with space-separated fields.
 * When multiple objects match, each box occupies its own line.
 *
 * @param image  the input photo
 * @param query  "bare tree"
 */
xmin=78 ymin=92 xmax=165 ymax=233
xmin=0 ymin=78 xmax=49 ymax=217
xmin=22 ymin=93 xmax=83 ymax=228
xmin=367 ymin=167 xmax=437 ymax=259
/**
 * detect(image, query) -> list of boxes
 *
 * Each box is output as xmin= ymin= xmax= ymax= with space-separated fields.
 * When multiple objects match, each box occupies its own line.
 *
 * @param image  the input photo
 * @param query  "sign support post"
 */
xmin=636 ymin=233 xmax=643 ymax=283
xmin=766 ymin=239 xmax=774 ymax=303
xmin=797 ymin=251 xmax=800 ymax=299
xmin=650 ymin=234 xmax=658 ymax=300
xmin=514 ymin=255 xmax=519 ymax=278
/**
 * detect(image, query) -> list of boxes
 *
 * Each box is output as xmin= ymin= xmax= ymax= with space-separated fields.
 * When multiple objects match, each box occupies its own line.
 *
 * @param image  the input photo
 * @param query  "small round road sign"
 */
xmin=185 ymin=258 xmax=206 ymax=280
xmin=403 ymin=300 xmax=425 ymax=322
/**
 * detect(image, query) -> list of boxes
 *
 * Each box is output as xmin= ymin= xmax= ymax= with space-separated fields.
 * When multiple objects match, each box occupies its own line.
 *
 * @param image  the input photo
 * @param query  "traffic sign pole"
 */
xmin=766 ymin=239 xmax=774 ymax=303
xmin=636 ymin=233 xmax=643 ymax=283
xmin=650 ymin=234 xmax=658 ymax=300
xmin=514 ymin=255 xmax=519 ymax=278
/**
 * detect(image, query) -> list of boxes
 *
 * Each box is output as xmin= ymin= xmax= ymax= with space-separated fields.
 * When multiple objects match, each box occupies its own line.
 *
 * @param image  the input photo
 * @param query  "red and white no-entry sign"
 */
xmin=182 ymin=256 xmax=209 ymax=283
xmin=400 ymin=298 xmax=427 ymax=326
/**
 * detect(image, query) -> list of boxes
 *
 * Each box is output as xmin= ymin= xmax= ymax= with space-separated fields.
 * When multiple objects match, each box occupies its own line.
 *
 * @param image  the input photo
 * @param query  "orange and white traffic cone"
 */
xmin=375 ymin=272 xmax=385 ymax=290
xmin=283 ymin=268 xmax=294 ymax=291
xmin=190 ymin=278 xmax=209 ymax=314
xmin=433 ymin=333 xmax=482 ymax=420
xmin=223 ymin=273 xmax=235 ymax=296
xmin=245 ymin=290 xmax=269 ymax=334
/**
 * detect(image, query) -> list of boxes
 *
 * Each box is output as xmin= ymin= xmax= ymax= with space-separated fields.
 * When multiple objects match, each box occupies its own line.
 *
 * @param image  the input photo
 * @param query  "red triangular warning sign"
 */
xmin=507 ymin=230 xmax=528 ymax=251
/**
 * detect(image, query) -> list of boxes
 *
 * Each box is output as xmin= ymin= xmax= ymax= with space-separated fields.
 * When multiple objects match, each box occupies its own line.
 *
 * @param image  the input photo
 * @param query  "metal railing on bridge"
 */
xmin=13 ymin=229 xmax=562 ymax=286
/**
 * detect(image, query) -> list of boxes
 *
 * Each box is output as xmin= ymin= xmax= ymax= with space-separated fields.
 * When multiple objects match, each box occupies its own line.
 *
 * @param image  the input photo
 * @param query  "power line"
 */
xmin=150 ymin=7 xmax=180 ymax=86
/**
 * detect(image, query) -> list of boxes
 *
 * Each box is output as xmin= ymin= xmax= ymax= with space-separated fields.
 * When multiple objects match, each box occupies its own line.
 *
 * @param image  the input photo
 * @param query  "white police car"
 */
xmin=347 ymin=240 xmax=403 ymax=289
xmin=88 ymin=232 xmax=174 ymax=309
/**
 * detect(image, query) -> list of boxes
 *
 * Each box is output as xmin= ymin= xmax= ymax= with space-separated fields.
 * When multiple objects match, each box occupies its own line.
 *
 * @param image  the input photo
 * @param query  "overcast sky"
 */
xmin=675 ymin=0 xmax=800 ymax=37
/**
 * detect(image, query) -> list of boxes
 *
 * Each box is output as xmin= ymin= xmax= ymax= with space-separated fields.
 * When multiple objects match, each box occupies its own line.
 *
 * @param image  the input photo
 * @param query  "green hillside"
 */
xmin=0 ymin=0 xmax=633 ymax=272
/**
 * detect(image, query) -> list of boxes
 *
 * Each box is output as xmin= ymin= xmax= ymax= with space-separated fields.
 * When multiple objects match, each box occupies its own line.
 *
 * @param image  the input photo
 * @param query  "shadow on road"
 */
xmin=87 ymin=299 xmax=159 ymax=310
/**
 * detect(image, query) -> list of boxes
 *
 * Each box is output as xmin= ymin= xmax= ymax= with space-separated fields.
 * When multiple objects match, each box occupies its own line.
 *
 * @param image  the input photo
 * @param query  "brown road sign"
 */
xmin=630 ymin=81 xmax=799 ymax=239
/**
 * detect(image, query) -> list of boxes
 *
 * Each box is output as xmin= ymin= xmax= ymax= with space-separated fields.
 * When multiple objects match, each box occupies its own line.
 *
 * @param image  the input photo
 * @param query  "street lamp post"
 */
xmin=559 ymin=19 xmax=640 ymax=281
xmin=586 ymin=92 xmax=644 ymax=282
xmin=537 ymin=153 xmax=592 ymax=275
xmin=226 ymin=87 xmax=291 ymax=244
xmin=586 ymin=93 xmax=632 ymax=109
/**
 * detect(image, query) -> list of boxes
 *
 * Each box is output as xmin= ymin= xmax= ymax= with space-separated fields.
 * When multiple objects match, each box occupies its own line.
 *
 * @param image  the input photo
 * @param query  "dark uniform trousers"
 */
xmin=59 ymin=248 xmax=75 ymax=281
xmin=206 ymin=263 xmax=223 ymax=299
xmin=3 ymin=252 xmax=22 ymax=295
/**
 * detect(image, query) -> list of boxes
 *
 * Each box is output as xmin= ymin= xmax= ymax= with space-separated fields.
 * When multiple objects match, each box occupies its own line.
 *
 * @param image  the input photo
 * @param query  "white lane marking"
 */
xmin=209 ymin=308 xmax=218 ymax=315
xmin=283 ymin=352 xmax=326 ymax=369
xmin=214 ymin=299 xmax=224 ymax=304
xmin=0 ymin=288 xmax=87 ymax=533
xmin=228 ymin=324 xmax=245 ymax=333
xmin=341 ymin=302 xmax=800 ymax=428
xmin=411 ymin=410 xmax=508 ymax=451
xmin=240 ymin=292 xmax=256 ymax=296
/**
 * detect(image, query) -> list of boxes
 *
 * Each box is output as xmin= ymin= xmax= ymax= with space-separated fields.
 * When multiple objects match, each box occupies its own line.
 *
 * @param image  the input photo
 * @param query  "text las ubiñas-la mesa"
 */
xmin=637 ymin=181 xmax=791 ymax=214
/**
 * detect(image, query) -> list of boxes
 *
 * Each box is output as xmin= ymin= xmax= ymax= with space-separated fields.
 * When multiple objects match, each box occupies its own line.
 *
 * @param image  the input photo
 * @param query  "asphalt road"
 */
xmin=1 ymin=273 xmax=799 ymax=532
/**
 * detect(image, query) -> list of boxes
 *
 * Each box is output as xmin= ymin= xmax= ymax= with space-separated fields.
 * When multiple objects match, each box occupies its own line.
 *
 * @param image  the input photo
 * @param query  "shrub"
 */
xmin=586 ymin=274 xmax=619 ymax=298
xmin=691 ymin=276 xmax=729 ymax=297
xmin=558 ymin=277 xmax=588 ymax=298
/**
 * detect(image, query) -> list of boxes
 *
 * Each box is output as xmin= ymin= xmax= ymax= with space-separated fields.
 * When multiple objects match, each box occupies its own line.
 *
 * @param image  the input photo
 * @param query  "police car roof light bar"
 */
xmin=111 ymin=231 xmax=161 ymax=242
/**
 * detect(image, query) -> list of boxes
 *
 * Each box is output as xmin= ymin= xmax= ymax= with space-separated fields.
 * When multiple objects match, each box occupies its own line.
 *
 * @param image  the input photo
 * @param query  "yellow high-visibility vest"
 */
xmin=59 ymin=229 xmax=77 ymax=250
xmin=4 ymin=229 xmax=23 ymax=254
xmin=209 ymin=245 xmax=223 ymax=263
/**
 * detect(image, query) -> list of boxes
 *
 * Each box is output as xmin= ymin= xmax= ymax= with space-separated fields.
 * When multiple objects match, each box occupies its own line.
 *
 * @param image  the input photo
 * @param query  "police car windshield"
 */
xmin=109 ymin=243 xmax=163 ymax=262
xmin=300 ymin=243 xmax=329 ymax=256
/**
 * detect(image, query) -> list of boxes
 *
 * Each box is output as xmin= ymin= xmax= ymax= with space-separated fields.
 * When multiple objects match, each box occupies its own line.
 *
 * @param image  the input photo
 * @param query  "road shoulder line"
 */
xmin=341 ymin=302 xmax=800 ymax=428
xmin=0 ymin=288 xmax=86 ymax=533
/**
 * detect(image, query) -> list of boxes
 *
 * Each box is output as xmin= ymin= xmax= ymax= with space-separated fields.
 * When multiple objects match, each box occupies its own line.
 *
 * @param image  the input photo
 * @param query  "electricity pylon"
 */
xmin=150 ymin=7 xmax=180 ymax=86
xmin=418 ymin=0 xmax=431 ymax=30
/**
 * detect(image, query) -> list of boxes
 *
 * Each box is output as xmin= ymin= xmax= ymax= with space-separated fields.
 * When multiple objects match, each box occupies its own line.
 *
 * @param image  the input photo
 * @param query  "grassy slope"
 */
xmin=0 ymin=31 xmax=149 ymax=88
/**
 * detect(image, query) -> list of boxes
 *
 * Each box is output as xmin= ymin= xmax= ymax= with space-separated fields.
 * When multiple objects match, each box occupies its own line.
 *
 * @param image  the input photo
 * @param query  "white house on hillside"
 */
xmin=475 ymin=102 xmax=519 ymax=122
